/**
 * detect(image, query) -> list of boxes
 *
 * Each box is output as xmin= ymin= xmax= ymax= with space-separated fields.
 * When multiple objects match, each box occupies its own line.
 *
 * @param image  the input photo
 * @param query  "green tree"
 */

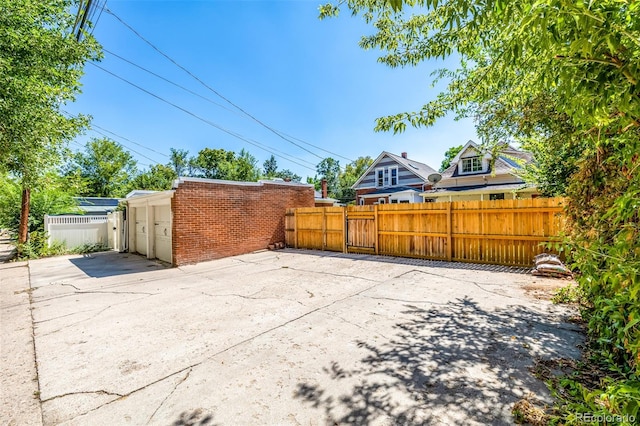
xmin=316 ymin=158 xmax=341 ymax=198
xmin=0 ymin=171 xmax=82 ymax=234
xmin=339 ymin=156 xmax=374 ymax=202
xmin=274 ymin=169 xmax=302 ymax=182
xmin=66 ymin=138 xmax=138 ymax=197
xmin=0 ymin=0 xmax=101 ymax=244
xmin=127 ymin=164 xmax=177 ymax=192
xmin=190 ymin=147 xmax=260 ymax=181
xmin=439 ymin=145 xmax=463 ymax=172
xmin=169 ymin=148 xmax=189 ymax=177
xmin=190 ymin=148 xmax=236 ymax=180
xmin=234 ymin=148 xmax=260 ymax=181
xmin=263 ymin=155 xmax=278 ymax=177
xmin=322 ymin=0 xmax=640 ymax=416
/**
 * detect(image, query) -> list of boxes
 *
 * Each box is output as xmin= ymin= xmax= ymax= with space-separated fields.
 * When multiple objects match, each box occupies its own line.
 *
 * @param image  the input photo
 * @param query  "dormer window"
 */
xmin=461 ymin=156 xmax=483 ymax=173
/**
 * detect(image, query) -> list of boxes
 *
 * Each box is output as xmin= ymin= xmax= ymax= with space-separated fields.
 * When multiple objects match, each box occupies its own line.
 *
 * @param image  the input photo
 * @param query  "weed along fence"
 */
xmin=45 ymin=215 xmax=109 ymax=249
xmin=285 ymin=198 xmax=565 ymax=267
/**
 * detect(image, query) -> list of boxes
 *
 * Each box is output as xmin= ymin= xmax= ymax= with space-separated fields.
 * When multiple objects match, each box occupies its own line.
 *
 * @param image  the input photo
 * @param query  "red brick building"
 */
xmin=126 ymin=178 xmax=314 ymax=266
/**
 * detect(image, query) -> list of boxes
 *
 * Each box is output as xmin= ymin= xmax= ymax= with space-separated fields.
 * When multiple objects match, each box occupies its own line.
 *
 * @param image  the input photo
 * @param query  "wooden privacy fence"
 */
xmin=285 ymin=198 xmax=565 ymax=267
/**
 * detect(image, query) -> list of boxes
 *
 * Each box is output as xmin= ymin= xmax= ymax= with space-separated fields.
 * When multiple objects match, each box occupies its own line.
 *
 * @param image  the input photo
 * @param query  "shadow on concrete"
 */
xmin=170 ymin=409 xmax=217 ymax=426
xmin=294 ymin=297 xmax=583 ymax=425
xmin=69 ymin=251 xmax=168 ymax=278
xmin=283 ymin=248 xmax=534 ymax=274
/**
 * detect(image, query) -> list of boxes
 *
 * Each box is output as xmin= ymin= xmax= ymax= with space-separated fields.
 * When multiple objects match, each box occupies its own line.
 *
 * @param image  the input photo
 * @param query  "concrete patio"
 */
xmin=2 ymin=249 xmax=583 ymax=425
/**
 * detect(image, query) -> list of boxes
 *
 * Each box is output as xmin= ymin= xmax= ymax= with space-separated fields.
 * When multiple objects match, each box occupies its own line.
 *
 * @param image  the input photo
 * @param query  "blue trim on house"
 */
xmin=364 ymin=186 xmax=422 ymax=195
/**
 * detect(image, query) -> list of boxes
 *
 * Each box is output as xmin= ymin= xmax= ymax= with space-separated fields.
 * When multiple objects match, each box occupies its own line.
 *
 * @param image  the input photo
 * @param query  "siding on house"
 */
xmin=353 ymin=152 xmax=438 ymax=205
xmin=423 ymin=141 xmax=537 ymax=202
xmin=355 ymin=156 xmax=427 ymax=189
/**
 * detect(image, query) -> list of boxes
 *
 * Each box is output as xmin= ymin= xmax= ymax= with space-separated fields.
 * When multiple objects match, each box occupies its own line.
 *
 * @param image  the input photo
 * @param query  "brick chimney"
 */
xmin=401 ymin=152 xmax=408 ymax=158
xmin=321 ymin=178 xmax=328 ymax=199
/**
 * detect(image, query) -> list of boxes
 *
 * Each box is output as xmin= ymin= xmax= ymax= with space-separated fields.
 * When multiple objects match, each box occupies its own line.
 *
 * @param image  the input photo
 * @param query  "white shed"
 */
xmin=126 ymin=190 xmax=174 ymax=264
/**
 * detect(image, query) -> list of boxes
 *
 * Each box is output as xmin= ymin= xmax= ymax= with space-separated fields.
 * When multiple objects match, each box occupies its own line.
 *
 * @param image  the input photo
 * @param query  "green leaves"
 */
xmin=65 ymin=138 xmax=138 ymax=198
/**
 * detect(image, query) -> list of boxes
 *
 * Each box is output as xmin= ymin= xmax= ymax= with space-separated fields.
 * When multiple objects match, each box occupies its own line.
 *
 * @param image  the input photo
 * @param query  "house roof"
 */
xmin=314 ymin=190 xmax=338 ymax=202
xmin=126 ymin=190 xmax=157 ymax=199
xmin=441 ymin=141 xmax=533 ymax=179
xmin=73 ymin=197 xmax=121 ymax=215
xmin=359 ymin=186 xmax=422 ymax=197
xmin=351 ymin=151 xmax=437 ymax=188
xmin=421 ymin=182 xmax=536 ymax=197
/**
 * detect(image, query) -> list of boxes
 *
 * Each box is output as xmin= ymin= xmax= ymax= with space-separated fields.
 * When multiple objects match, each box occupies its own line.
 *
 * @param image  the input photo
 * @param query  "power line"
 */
xmin=89 ymin=62 xmax=317 ymax=172
xmin=103 ymin=48 xmax=240 ymax=116
xmin=103 ymin=48 xmax=354 ymax=163
xmin=90 ymin=121 xmax=170 ymax=159
xmin=89 ymin=128 xmax=161 ymax=165
xmin=63 ymin=110 xmax=159 ymax=168
xmin=102 ymin=49 xmax=320 ymax=167
xmin=103 ymin=7 xmax=353 ymax=163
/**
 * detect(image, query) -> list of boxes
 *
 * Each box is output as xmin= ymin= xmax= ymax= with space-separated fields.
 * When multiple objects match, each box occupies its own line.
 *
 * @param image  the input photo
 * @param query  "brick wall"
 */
xmin=172 ymin=179 xmax=314 ymax=265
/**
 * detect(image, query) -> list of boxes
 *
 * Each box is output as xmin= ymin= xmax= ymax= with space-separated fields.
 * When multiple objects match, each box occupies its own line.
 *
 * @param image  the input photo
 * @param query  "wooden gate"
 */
xmin=346 ymin=207 xmax=376 ymax=253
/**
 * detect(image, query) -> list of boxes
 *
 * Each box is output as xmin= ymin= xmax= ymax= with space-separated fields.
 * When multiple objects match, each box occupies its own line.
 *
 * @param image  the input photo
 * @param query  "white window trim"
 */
xmin=358 ymin=197 xmax=365 ymax=206
xmin=389 ymin=166 xmax=398 ymax=186
xmin=375 ymin=167 xmax=384 ymax=187
xmin=460 ymin=156 xmax=483 ymax=174
xmin=378 ymin=198 xmax=386 ymax=204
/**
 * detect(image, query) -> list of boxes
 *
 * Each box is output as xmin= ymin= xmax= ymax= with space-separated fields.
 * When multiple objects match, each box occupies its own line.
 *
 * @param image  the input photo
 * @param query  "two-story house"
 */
xmin=422 ymin=141 xmax=537 ymax=202
xmin=352 ymin=151 xmax=438 ymax=205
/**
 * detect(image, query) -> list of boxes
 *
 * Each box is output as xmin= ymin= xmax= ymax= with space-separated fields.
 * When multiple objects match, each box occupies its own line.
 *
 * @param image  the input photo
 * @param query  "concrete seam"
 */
xmin=41 ymin=390 xmax=124 ymax=403
xmin=146 ymin=368 xmax=192 ymax=424
xmin=26 ymin=259 xmax=44 ymax=425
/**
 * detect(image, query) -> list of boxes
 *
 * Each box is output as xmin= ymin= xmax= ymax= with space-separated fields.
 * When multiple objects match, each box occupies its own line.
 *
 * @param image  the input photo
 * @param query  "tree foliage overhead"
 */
xmin=0 ymin=0 xmax=101 ymax=184
xmin=321 ymin=1 xmax=639 ymax=135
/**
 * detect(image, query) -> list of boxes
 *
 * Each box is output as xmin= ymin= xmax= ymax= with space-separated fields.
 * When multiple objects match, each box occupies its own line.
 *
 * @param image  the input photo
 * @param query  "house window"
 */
xmin=359 ymin=198 xmax=365 ymax=206
xmin=378 ymin=198 xmax=386 ymax=204
xmin=376 ymin=168 xmax=384 ymax=187
xmin=489 ymin=193 xmax=505 ymax=200
xmin=399 ymin=200 xmax=410 ymax=204
xmin=390 ymin=166 xmax=398 ymax=186
xmin=461 ymin=156 xmax=483 ymax=173
xmin=390 ymin=199 xmax=398 ymax=204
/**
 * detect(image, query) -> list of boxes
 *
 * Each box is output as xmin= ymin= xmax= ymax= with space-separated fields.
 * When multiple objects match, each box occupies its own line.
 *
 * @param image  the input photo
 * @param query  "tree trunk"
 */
xmin=18 ymin=187 xmax=30 ymax=244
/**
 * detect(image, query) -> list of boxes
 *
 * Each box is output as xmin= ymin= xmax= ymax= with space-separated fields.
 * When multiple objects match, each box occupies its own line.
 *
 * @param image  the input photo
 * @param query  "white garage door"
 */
xmin=154 ymin=205 xmax=171 ymax=263
xmin=135 ymin=207 xmax=147 ymax=256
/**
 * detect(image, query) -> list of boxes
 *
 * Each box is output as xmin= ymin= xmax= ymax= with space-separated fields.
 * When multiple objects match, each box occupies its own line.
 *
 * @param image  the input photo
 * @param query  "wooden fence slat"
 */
xmin=284 ymin=198 xmax=565 ymax=267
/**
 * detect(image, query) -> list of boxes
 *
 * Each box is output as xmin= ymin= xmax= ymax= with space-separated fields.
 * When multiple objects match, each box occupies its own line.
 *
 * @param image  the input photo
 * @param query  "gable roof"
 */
xmin=351 ymin=151 xmax=437 ymax=188
xmin=441 ymin=141 xmax=533 ymax=179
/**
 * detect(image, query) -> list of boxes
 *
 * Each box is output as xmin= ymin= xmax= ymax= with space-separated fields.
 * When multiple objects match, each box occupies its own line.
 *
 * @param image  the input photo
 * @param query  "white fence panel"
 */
xmin=45 ymin=215 xmax=109 ymax=249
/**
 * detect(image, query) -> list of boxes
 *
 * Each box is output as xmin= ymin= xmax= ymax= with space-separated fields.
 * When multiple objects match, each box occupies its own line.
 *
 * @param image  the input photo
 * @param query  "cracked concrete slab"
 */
xmin=14 ymin=249 xmax=583 ymax=425
xmin=1 ymin=261 xmax=42 ymax=426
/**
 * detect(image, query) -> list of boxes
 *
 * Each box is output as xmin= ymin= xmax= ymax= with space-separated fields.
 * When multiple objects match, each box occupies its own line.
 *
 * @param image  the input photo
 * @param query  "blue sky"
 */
xmin=66 ymin=0 xmax=480 ymax=179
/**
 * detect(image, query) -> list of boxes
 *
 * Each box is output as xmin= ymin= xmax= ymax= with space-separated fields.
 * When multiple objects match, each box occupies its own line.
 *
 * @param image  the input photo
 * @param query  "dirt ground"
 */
xmin=2 ymin=249 xmax=583 ymax=425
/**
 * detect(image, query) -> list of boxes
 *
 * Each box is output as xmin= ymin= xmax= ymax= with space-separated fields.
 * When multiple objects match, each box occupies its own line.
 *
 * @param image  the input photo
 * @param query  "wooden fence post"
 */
xmin=374 ymin=205 xmax=379 ymax=255
xmin=342 ymin=207 xmax=347 ymax=253
xmin=322 ymin=208 xmax=326 ymax=251
xmin=294 ymin=209 xmax=298 ymax=249
xmin=446 ymin=202 xmax=452 ymax=261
